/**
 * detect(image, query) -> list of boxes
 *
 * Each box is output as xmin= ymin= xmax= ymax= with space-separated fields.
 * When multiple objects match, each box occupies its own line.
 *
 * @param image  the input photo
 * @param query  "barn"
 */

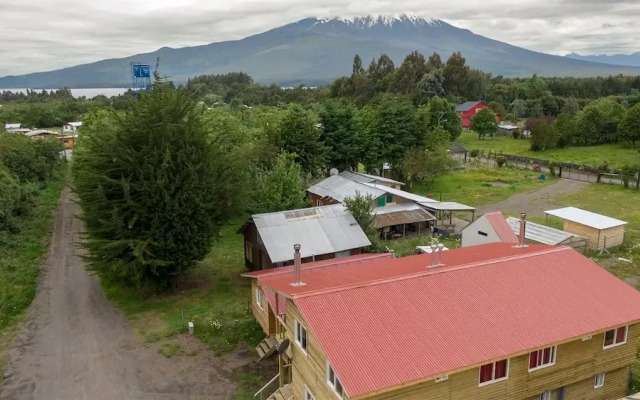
xmin=544 ymin=207 xmax=627 ymax=251
xmin=455 ymin=101 xmax=502 ymax=129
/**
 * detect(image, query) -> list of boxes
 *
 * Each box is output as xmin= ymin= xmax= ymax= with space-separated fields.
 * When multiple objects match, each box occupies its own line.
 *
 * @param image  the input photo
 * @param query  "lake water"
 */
xmin=0 ymin=88 xmax=128 ymax=98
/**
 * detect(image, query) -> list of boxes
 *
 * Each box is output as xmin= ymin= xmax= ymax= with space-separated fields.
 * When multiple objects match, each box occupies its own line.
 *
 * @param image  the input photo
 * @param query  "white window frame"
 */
xmin=594 ymin=373 xmax=605 ymax=388
xmin=316 ymin=199 xmax=323 ymax=207
xmin=295 ymin=319 xmax=308 ymax=354
xmin=539 ymin=391 xmax=551 ymax=400
xmin=528 ymin=346 xmax=557 ymax=372
xmin=478 ymin=359 xmax=510 ymax=387
xmin=304 ymin=386 xmax=315 ymax=400
xmin=435 ymin=375 xmax=448 ymax=383
xmin=603 ymin=326 xmax=628 ymax=349
xmin=255 ymin=287 xmax=264 ymax=310
xmin=326 ymin=363 xmax=344 ymax=398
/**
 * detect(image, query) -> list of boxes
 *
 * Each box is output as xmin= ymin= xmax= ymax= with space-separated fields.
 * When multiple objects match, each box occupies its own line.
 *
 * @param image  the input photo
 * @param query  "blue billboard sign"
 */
xmin=132 ymin=64 xmax=151 ymax=78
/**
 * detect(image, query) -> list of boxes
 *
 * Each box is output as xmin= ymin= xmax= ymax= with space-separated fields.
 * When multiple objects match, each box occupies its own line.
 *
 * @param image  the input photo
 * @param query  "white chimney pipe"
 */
xmin=517 ymin=213 xmax=528 ymax=248
xmin=291 ymin=244 xmax=306 ymax=286
xmin=437 ymin=243 xmax=445 ymax=266
xmin=429 ymin=244 xmax=437 ymax=268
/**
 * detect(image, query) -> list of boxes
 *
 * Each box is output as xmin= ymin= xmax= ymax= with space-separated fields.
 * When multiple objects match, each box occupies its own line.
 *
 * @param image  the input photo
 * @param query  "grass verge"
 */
xmin=457 ymin=131 xmax=640 ymax=168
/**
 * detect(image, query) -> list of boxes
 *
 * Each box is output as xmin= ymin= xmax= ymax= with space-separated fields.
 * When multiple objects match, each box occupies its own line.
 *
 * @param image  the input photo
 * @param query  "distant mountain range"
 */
xmin=565 ymin=52 xmax=640 ymax=67
xmin=2 ymin=14 xmax=640 ymax=89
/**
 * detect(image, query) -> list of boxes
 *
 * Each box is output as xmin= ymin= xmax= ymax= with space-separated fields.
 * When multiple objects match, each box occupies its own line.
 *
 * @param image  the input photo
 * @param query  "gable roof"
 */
xmin=506 ymin=217 xmax=577 ymax=245
xmin=365 ymin=183 xmax=438 ymax=204
xmin=308 ymin=175 xmax=386 ymax=203
xmin=263 ymin=244 xmax=640 ymax=398
xmin=339 ymin=171 xmax=405 ymax=186
xmin=249 ymin=204 xmax=371 ymax=263
xmin=483 ymin=212 xmax=519 ymax=243
xmin=24 ymin=130 xmax=59 ymax=137
xmin=449 ymin=141 xmax=468 ymax=154
xmin=545 ymin=206 xmax=627 ymax=230
xmin=64 ymin=121 xmax=82 ymax=127
xmin=456 ymin=101 xmax=484 ymax=112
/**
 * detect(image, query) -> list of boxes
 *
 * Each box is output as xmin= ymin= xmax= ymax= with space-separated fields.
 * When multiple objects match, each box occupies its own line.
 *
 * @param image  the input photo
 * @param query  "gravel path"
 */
xmin=477 ymin=178 xmax=588 ymax=216
xmin=1 ymin=187 xmax=238 ymax=400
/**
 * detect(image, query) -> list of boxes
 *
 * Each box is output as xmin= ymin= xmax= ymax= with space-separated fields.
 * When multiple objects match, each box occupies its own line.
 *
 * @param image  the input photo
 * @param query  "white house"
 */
xmin=461 ymin=211 xmax=519 ymax=247
xmin=63 ymin=122 xmax=82 ymax=133
xmin=4 ymin=123 xmax=21 ymax=132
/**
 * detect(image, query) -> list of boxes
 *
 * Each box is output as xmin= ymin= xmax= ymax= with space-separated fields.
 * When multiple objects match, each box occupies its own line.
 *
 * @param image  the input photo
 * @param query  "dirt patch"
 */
xmin=0 ymin=187 xmax=265 ymax=400
xmin=477 ymin=179 xmax=587 ymax=216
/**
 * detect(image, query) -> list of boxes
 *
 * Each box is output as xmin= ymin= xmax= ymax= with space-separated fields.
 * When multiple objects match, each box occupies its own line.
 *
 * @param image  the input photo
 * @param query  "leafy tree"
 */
xmin=574 ymin=98 xmax=625 ymax=145
xmin=0 ymin=165 xmax=20 ymax=232
xmin=554 ymin=113 xmax=577 ymax=148
xmin=319 ymin=101 xmax=362 ymax=170
xmin=251 ymin=153 xmax=307 ymax=213
xmin=72 ymin=86 xmax=245 ymax=289
xmin=470 ymin=108 xmax=498 ymax=139
xmin=529 ymin=118 xmax=557 ymax=151
xmin=426 ymin=52 xmax=443 ymax=72
xmin=0 ymin=133 xmax=62 ymax=184
xmin=400 ymin=129 xmax=456 ymax=189
xmin=276 ymin=105 xmax=327 ymax=176
xmin=344 ymin=193 xmax=377 ymax=236
xmin=442 ymin=52 xmax=470 ymax=98
xmin=390 ymin=51 xmax=428 ymax=94
xmin=618 ymin=103 xmax=640 ymax=147
xmin=419 ymin=96 xmax=462 ymax=142
xmin=412 ymin=69 xmax=445 ymax=105
xmin=352 ymin=54 xmax=364 ymax=76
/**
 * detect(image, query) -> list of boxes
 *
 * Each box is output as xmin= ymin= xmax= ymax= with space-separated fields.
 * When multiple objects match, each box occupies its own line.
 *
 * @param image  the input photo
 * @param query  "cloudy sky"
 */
xmin=1 ymin=0 xmax=639 ymax=76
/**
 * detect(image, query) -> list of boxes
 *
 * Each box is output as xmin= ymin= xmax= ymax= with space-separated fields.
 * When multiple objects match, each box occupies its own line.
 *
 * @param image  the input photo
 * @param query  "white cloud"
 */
xmin=0 ymin=0 xmax=639 ymax=76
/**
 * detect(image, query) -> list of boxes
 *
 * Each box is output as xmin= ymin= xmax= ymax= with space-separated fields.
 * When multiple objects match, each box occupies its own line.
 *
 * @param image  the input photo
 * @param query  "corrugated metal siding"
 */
xmin=506 ymin=217 xmax=575 ymax=245
xmin=277 ymin=245 xmax=640 ymax=397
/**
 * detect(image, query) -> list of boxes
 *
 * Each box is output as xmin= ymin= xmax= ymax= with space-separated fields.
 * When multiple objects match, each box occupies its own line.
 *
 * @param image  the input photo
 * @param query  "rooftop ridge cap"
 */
xmin=291 ymin=246 xmax=570 ymax=300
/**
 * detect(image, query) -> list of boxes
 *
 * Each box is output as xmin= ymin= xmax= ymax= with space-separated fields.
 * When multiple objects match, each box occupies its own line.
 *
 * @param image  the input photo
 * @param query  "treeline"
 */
xmin=0 ymin=88 xmax=74 ymax=103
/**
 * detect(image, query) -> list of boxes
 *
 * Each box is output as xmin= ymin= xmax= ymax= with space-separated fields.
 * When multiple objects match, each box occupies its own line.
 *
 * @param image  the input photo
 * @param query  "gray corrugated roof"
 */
xmin=506 ymin=217 xmax=576 ymax=245
xmin=308 ymin=175 xmax=386 ymax=202
xmin=339 ymin=171 xmax=405 ymax=186
xmin=455 ymin=101 xmax=482 ymax=112
xmin=252 ymin=204 xmax=371 ymax=263
xmin=449 ymin=142 xmax=468 ymax=154
xmin=421 ymin=202 xmax=476 ymax=211
xmin=364 ymin=183 xmax=439 ymax=204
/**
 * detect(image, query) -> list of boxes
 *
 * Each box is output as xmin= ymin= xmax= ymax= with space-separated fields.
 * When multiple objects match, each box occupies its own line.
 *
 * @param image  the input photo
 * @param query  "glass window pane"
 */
xmin=494 ymin=360 xmax=507 ymax=379
xmin=616 ymin=327 xmax=626 ymax=343
xmin=604 ymin=330 xmax=615 ymax=346
xmin=529 ymin=351 xmax=538 ymax=369
xmin=479 ymin=364 xmax=493 ymax=383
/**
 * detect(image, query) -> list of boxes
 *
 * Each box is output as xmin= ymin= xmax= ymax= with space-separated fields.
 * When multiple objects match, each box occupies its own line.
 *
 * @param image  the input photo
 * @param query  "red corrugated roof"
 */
xmin=484 ymin=211 xmax=519 ymax=243
xmin=262 ymin=244 xmax=640 ymax=398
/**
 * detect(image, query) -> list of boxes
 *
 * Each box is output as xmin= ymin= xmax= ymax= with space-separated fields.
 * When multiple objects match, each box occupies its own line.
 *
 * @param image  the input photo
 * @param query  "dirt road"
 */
xmin=477 ymin=178 xmax=587 ymax=216
xmin=1 ymin=187 xmax=238 ymax=400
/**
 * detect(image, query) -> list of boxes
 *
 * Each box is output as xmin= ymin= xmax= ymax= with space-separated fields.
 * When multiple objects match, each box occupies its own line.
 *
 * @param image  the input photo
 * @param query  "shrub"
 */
xmin=496 ymin=155 xmax=507 ymax=168
xmin=549 ymin=162 xmax=558 ymax=177
xmin=512 ymin=129 xmax=521 ymax=139
xmin=470 ymin=149 xmax=480 ymax=159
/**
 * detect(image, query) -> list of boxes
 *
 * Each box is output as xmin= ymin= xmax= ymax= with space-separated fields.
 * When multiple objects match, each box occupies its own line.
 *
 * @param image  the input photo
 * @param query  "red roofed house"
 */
xmin=251 ymin=242 xmax=640 ymax=400
xmin=461 ymin=211 xmax=519 ymax=247
xmin=456 ymin=101 xmax=502 ymax=129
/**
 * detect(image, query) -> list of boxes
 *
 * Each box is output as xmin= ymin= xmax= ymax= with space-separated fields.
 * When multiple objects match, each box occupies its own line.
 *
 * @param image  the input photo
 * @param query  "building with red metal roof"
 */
xmin=255 ymin=243 xmax=640 ymax=400
xmin=461 ymin=211 xmax=519 ymax=247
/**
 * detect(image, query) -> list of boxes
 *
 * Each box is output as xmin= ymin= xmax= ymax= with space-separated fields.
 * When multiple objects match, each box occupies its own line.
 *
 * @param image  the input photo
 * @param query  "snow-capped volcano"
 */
xmin=318 ymin=14 xmax=442 ymax=28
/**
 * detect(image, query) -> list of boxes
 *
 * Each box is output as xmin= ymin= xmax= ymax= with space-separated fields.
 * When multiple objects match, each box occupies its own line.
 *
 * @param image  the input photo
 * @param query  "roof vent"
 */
xmin=330 ymin=168 xmax=339 ymax=176
xmin=429 ymin=244 xmax=437 ymax=268
xmin=515 ymin=213 xmax=528 ymax=248
xmin=290 ymin=244 xmax=306 ymax=287
xmin=437 ymin=243 xmax=445 ymax=266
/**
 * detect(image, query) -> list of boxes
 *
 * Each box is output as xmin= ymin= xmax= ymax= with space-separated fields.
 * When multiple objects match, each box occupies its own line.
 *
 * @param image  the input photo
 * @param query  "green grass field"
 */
xmin=457 ymin=131 xmax=640 ymax=168
xmin=413 ymin=167 xmax=555 ymax=206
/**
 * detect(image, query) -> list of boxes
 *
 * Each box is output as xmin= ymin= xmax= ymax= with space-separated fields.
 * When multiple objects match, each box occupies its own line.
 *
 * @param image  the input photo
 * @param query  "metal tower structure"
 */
xmin=130 ymin=62 xmax=151 ymax=92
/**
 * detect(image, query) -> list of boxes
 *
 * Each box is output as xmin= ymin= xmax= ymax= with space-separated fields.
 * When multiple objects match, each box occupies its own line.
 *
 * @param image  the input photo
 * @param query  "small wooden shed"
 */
xmin=544 ymin=207 xmax=627 ymax=251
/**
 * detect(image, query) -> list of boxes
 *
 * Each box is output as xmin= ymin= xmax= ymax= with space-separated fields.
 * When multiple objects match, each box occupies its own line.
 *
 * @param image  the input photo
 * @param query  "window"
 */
xmin=327 ymin=363 xmax=343 ymax=397
xmin=377 ymin=196 xmax=386 ymax=207
xmin=478 ymin=359 xmax=509 ymax=386
xmin=435 ymin=375 xmax=448 ymax=383
xmin=255 ymin=287 xmax=263 ymax=310
xmin=316 ymin=200 xmax=323 ymax=207
xmin=245 ymin=242 xmax=253 ymax=263
xmin=386 ymin=193 xmax=394 ymax=203
xmin=295 ymin=320 xmax=307 ymax=352
xmin=478 ymin=231 xmax=488 ymax=237
xmin=304 ymin=387 xmax=315 ymax=400
xmin=529 ymin=346 xmax=556 ymax=371
xmin=335 ymin=250 xmax=350 ymax=258
xmin=539 ymin=391 xmax=551 ymax=400
xmin=557 ymin=387 xmax=566 ymax=400
xmin=603 ymin=326 xmax=627 ymax=348
xmin=594 ymin=373 xmax=605 ymax=388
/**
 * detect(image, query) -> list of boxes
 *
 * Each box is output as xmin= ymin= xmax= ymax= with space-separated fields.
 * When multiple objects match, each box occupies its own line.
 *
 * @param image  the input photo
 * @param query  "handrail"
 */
xmin=254 ymin=373 xmax=280 ymax=399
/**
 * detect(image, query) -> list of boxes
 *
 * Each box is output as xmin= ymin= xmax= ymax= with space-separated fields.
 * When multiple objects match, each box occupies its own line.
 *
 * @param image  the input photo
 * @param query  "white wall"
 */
xmin=461 ymin=216 xmax=502 ymax=247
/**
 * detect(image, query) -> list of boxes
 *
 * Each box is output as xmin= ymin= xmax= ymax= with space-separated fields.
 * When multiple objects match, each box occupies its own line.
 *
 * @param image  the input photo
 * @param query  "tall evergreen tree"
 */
xmin=276 ymin=105 xmax=327 ymax=176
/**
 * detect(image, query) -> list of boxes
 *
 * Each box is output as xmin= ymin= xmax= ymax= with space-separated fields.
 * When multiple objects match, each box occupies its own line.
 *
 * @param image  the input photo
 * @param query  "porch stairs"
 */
xmin=267 ymin=384 xmax=293 ymax=400
xmin=255 ymin=336 xmax=278 ymax=361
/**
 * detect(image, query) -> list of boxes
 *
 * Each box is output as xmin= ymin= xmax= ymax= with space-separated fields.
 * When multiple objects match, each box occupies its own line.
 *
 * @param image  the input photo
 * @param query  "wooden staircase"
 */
xmin=255 ymin=336 xmax=278 ymax=361
xmin=267 ymin=384 xmax=293 ymax=400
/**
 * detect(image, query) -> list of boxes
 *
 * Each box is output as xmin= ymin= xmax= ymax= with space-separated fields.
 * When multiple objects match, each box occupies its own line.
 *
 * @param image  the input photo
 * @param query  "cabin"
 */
xmin=461 ymin=211 xmax=518 ymax=247
xmin=456 ymin=101 xmax=502 ymax=129
xmin=545 ymin=207 xmax=627 ymax=251
xmin=307 ymin=173 xmax=441 ymax=239
xmin=237 ymin=205 xmax=371 ymax=271
xmin=57 ymin=134 xmax=77 ymax=149
xmin=255 ymin=242 xmax=640 ymax=400
xmin=63 ymin=121 xmax=82 ymax=133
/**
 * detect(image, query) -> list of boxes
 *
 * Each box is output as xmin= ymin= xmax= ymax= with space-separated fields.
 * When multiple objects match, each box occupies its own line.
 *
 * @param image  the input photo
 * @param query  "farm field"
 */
xmin=457 ymin=131 xmax=640 ymax=168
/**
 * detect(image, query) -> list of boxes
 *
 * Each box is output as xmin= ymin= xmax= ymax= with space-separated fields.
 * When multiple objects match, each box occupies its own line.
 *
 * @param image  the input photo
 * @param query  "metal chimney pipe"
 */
xmin=437 ymin=243 xmax=445 ymax=266
xmin=517 ymin=213 xmax=528 ymax=248
xmin=429 ymin=244 xmax=437 ymax=268
xmin=291 ymin=244 xmax=305 ymax=286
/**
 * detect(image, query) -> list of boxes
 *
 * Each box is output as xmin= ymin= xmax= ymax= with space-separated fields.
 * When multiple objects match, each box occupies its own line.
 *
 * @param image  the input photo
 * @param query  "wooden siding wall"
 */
xmin=563 ymin=221 xmax=625 ymax=250
xmin=524 ymin=367 xmax=629 ymax=400
xmin=286 ymin=299 xmax=347 ymax=400
xmin=309 ymin=194 xmax=339 ymax=207
xmin=250 ymin=280 xmax=270 ymax=335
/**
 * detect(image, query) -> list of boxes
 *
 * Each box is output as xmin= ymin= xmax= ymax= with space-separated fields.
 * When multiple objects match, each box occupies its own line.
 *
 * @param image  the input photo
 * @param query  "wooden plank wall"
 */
xmin=563 ymin=221 xmax=625 ymax=250
xmin=250 ymin=280 xmax=269 ymax=335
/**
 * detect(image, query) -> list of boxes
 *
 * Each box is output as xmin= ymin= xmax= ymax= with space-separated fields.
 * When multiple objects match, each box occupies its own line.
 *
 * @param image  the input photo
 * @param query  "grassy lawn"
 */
xmin=412 ymin=166 xmax=555 ymax=207
xmin=101 ymin=221 xmax=263 ymax=355
xmin=457 ymin=131 xmax=640 ymax=168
